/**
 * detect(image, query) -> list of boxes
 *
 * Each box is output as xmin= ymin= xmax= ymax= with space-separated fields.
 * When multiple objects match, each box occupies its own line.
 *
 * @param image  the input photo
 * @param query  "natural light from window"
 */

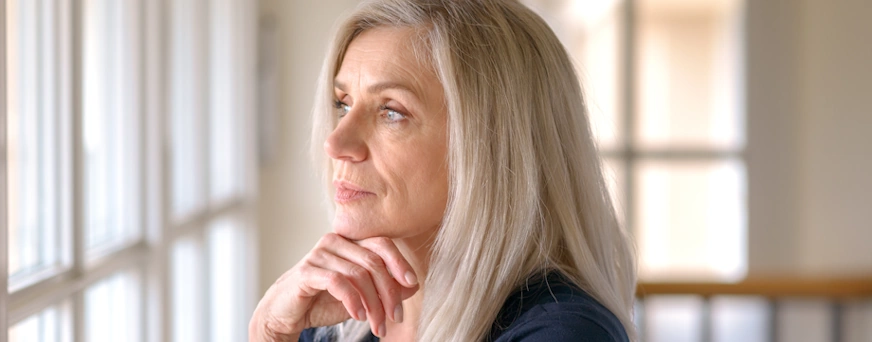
xmin=6 ymin=0 xmax=67 ymax=289
xmin=4 ymin=0 xmax=256 ymax=340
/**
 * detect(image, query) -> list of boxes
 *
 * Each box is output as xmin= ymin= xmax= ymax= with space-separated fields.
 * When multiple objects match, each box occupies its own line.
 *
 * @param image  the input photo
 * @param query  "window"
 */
xmin=6 ymin=0 xmax=71 ymax=293
xmin=3 ymin=1 xmax=257 ymax=341
xmin=8 ymin=302 xmax=72 ymax=342
xmin=84 ymin=271 xmax=142 ymax=341
xmin=83 ymin=0 xmax=142 ymax=254
xmin=524 ymin=0 xmax=746 ymax=282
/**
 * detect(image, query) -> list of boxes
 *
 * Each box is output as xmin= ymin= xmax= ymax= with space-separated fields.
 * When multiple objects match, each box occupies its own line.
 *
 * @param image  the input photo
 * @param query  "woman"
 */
xmin=249 ymin=0 xmax=636 ymax=341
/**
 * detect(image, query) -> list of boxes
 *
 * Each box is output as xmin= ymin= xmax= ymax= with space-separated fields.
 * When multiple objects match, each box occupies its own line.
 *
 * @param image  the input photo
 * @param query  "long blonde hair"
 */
xmin=311 ymin=1 xmax=637 ymax=341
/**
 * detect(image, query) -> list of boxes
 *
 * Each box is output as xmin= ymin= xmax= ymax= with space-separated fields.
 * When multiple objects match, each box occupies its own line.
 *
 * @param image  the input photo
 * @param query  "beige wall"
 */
xmin=797 ymin=0 xmax=872 ymax=274
xmin=257 ymin=0 xmax=872 ymax=294
xmin=748 ymin=0 xmax=872 ymax=277
xmin=746 ymin=0 xmax=806 ymax=275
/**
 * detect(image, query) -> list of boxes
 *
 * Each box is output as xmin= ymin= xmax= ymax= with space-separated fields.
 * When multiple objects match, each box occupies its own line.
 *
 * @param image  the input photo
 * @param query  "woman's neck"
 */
xmin=381 ymin=231 xmax=435 ymax=341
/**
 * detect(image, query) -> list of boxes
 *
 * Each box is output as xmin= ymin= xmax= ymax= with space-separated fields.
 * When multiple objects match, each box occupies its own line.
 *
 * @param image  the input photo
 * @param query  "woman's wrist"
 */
xmin=249 ymin=314 xmax=300 ymax=342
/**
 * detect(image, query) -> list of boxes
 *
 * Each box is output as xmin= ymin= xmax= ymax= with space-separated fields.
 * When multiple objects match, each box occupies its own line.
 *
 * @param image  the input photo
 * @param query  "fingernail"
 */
xmin=357 ymin=309 xmax=366 ymax=321
xmin=378 ymin=323 xmax=386 ymax=337
xmin=394 ymin=304 xmax=404 ymax=323
xmin=404 ymin=271 xmax=418 ymax=285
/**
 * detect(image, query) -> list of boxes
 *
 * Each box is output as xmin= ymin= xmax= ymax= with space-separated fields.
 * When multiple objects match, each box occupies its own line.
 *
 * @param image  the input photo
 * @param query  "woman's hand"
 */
xmin=249 ymin=233 xmax=420 ymax=341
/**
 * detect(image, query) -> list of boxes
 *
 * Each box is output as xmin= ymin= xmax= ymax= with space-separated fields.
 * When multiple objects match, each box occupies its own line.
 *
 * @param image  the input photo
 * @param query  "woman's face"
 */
xmin=326 ymin=27 xmax=448 ymax=241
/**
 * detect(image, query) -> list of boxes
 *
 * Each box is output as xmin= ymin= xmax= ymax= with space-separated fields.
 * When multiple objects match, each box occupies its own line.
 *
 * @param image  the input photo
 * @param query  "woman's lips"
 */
xmin=334 ymin=181 xmax=375 ymax=204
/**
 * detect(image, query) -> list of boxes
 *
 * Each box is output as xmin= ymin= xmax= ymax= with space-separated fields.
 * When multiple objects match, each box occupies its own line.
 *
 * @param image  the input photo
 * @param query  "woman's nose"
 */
xmin=324 ymin=115 xmax=368 ymax=162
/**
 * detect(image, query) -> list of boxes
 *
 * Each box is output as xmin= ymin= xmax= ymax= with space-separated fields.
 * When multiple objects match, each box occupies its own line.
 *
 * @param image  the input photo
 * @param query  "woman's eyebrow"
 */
xmin=334 ymin=80 xmax=419 ymax=97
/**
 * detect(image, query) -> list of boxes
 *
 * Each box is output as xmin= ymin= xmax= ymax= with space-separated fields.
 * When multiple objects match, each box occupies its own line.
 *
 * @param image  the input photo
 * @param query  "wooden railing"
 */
xmin=635 ymin=276 xmax=872 ymax=342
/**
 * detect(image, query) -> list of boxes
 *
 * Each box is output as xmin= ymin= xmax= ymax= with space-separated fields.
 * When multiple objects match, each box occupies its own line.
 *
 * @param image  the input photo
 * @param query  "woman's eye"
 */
xmin=382 ymin=107 xmax=407 ymax=123
xmin=333 ymin=100 xmax=351 ymax=118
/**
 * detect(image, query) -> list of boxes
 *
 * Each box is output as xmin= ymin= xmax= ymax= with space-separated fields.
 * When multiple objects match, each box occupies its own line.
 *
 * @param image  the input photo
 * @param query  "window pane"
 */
xmin=7 ymin=0 xmax=69 ymax=284
xmin=209 ymin=0 xmax=243 ymax=203
xmin=209 ymin=216 xmax=247 ymax=342
xmin=635 ymin=159 xmax=746 ymax=281
xmin=9 ymin=301 xmax=72 ymax=342
xmin=635 ymin=0 xmax=744 ymax=150
xmin=83 ymin=0 xmax=142 ymax=252
xmin=711 ymin=296 xmax=769 ymax=342
xmin=524 ymin=0 xmax=625 ymax=150
xmin=569 ymin=0 xmax=625 ymax=150
xmin=170 ymin=0 xmax=208 ymax=219
xmin=644 ymin=295 xmax=704 ymax=342
xmin=172 ymin=236 xmax=205 ymax=342
xmin=85 ymin=271 xmax=143 ymax=342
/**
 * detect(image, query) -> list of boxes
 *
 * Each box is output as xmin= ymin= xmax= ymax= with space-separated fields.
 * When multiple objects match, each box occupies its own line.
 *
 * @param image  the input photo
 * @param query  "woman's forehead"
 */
xmin=334 ymin=27 xmax=440 ymax=98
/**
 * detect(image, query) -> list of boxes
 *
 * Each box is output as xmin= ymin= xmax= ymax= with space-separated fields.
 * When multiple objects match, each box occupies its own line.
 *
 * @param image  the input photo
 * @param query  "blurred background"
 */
xmin=2 ymin=0 xmax=870 ymax=341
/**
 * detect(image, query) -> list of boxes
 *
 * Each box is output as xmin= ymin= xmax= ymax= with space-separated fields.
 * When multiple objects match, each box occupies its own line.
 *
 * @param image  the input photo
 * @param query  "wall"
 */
xmin=749 ymin=0 xmax=872 ymax=339
xmin=746 ymin=0 xmax=805 ymax=275
xmin=797 ymin=0 xmax=872 ymax=275
xmin=745 ymin=0 xmax=872 ymax=277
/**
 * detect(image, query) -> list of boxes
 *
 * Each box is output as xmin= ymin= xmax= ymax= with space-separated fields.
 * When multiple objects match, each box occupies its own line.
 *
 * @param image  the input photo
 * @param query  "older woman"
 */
xmin=249 ymin=0 xmax=636 ymax=341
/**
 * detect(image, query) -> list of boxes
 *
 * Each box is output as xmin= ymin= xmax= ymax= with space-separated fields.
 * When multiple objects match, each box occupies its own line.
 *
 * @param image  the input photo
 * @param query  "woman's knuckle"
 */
xmin=302 ymin=250 xmax=321 ymax=264
xmin=296 ymin=266 xmax=313 ymax=279
xmin=362 ymin=253 xmax=385 ymax=269
xmin=340 ymin=292 xmax=357 ymax=305
xmin=348 ymin=265 xmax=369 ymax=280
xmin=385 ymin=285 xmax=400 ymax=298
xmin=372 ymin=237 xmax=392 ymax=247
xmin=319 ymin=233 xmax=339 ymax=245
xmin=325 ymin=271 xmax=344 ymax=287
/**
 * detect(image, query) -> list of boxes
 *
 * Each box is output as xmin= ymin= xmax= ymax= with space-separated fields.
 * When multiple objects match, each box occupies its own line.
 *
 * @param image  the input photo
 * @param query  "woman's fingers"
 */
xmin=350 ymin=237 xmax=419 ymax=329
xmin=313 ymin=234 xmax=415 ymax=336
xmin=312 ymin=251 xmax=389 ymax=333
xmin=356 ymin=237 xmax=419 ymax=288
xmin=250 ymin=234 xmax=420 ymax=340
xmin=296 ymin=266 xmax=366 ymax=322
xmin=335 ymin=246 xmax=405 ymax=323
xmin=275 ymin=233 xmax=420 ymax=338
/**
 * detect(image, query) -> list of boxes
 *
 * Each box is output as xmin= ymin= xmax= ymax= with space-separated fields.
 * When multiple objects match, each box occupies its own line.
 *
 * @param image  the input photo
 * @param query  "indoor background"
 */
xmin=2 ymin=0 xmax=871 ymax=341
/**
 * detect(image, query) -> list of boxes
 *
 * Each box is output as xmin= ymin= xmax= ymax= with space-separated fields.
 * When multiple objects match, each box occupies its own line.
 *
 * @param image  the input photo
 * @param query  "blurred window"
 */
xmin=83 ymin=0 xmax=142 ymax=255
xmin=9 ymin=301 xmax=72 ymax=342
xmin=525 ymin=0 xmax=746 ymax=282
xmin=3 ymin=0 xmax=256 ymax=340
xmin=84 ymin=271 xmax=142 ymax=341
xmin=6 ymin=0 xmax=70 ymax=292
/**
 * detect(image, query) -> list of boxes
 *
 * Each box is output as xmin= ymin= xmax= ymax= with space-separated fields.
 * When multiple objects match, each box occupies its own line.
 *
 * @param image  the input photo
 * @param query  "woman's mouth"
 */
xmin=334 ymin=181 xmax=375 ymax=204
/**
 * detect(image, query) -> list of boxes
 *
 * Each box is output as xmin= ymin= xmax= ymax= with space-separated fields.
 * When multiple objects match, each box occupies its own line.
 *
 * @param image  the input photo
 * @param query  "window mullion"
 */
xmin=70 ymin=0 xmax=86 ymax=340
xmin=1 ymin=0 xmax=10 ymax=338
xmin=621 ymin=0 xmax=638 ymax=238
xmin=58 ymin=0 xmax=73 ymax=283
xmin=202 ymin=0 xmax=212 ymax=214
xmin=143 ymin=0 xmax=171 ymax=340
xmin=135 ymin=0 xmax=154 ymax=339
xmin=202 ymin=0 xmax=213 ymax=338
xmin=8 ymin=243 xmax=148 ymax=326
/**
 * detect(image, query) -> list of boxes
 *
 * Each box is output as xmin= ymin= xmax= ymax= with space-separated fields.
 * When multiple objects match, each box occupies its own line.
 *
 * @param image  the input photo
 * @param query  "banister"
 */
xmin=636 ymin=276 xmax=872 ymax=299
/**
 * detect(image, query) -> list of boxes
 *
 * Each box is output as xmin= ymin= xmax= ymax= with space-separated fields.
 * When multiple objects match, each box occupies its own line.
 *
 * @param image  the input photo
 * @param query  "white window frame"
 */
xmin=2 ymin=0 xmax=10 ymax=337
xmin=606 ymin=0 xmax=747 ymax=240
xmin=2 ymin=0 xmax=258 ymax=340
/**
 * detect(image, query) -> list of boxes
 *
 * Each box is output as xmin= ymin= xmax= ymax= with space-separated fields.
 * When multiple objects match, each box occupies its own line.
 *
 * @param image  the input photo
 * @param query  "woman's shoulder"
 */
xmin=488 ymin=272 xmax=630 ymax=342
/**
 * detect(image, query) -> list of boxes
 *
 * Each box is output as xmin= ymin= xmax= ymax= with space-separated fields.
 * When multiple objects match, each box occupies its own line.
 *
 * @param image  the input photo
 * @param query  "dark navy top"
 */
xmin=299 ymin=272 xmax=629 ymax=342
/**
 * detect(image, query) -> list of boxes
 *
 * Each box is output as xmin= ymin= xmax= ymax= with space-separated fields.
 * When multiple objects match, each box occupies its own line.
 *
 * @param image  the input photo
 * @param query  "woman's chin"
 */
xmin=333 ymin=227 xmax=365 ymax=241
xmin=331 ymin=220 xmax=379 ymax=241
